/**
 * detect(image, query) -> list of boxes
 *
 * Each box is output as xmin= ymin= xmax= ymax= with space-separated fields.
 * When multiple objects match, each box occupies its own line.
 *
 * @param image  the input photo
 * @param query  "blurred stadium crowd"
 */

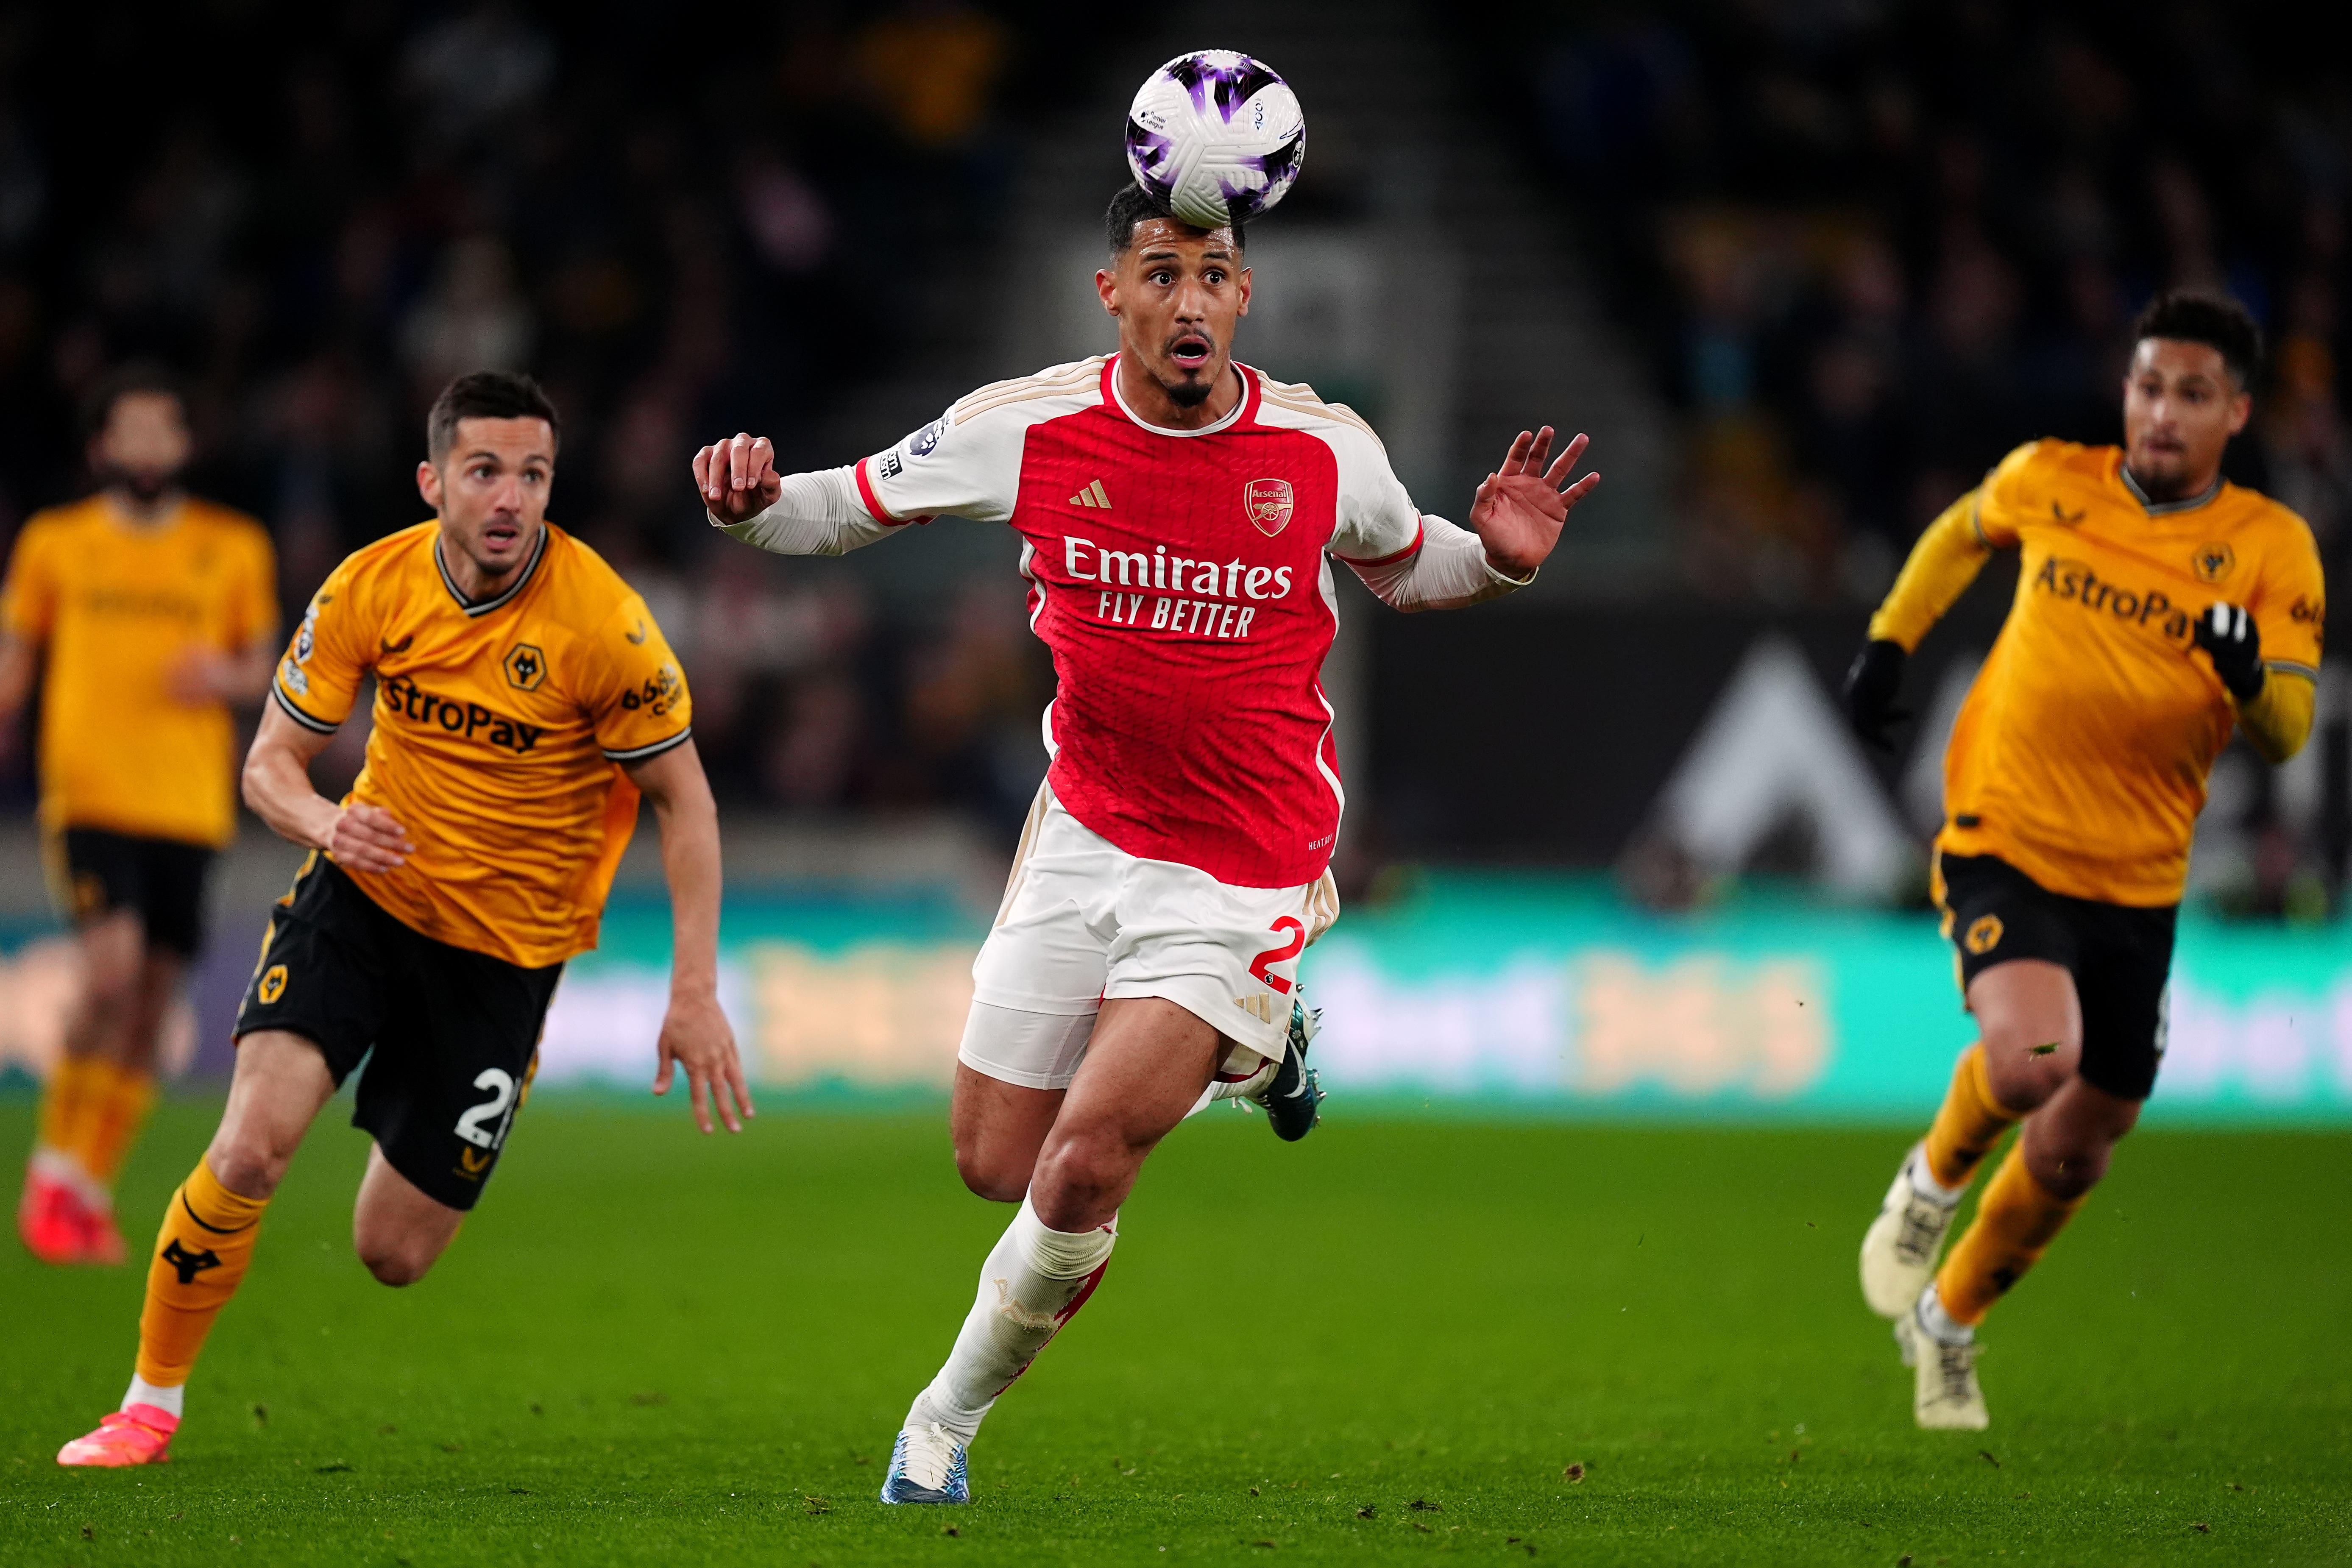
xmin=1491 ymin=0 xmax=2352 ymax=605
xmin=0 ymin=1 xmax=1057 ymax=828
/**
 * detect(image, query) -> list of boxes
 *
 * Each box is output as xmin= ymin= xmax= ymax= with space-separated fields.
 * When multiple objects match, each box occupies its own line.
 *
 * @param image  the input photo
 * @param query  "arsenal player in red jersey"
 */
xmin=695 ymin=186 xmax=1597 ymax=1503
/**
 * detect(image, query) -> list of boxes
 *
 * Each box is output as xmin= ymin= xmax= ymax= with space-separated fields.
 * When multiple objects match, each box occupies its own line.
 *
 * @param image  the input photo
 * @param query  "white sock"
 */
xmin=1906 ymin=1148 xmax=1968 ymax=1206
xmin=123 ymin=1376 xmax=184 ymax=1419
xmin=1915 ymin=1284 xmax=1974 ymax=1348
xmin=907 ymin=1195 xmax=1117 ymax=1444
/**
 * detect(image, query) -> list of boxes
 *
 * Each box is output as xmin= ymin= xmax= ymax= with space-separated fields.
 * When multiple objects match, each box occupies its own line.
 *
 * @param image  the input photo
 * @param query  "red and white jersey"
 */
xmin=855 ymin=354 xmax=1425 ymax=888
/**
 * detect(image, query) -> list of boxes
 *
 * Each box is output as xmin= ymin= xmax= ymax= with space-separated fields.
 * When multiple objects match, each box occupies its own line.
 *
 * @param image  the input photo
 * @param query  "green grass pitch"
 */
xmin=1 ymin=1097 xmax=2346 ymax=1566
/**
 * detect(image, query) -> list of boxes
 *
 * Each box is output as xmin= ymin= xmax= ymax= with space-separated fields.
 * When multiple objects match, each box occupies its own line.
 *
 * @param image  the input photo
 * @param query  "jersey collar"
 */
xmin=1101 ymin=353 xmax=1258 ymax=437
xmin=2118 ymin=460 xmax=2222 ymax=517
xmin=433 ymin=523 xmax=549 ymax=616
xmin=100 ymin=491 xmax=186 ymax=535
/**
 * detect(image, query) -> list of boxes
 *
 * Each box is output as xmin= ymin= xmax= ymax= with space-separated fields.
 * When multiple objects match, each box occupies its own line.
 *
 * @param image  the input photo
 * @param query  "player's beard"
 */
xmin=102 ymin=464 xmax=176 ymax=505
xmin=2123 ymin=451 xmax=2197 ymax=502
xmin=1157 ymin=333 xmax=1223 ymax=408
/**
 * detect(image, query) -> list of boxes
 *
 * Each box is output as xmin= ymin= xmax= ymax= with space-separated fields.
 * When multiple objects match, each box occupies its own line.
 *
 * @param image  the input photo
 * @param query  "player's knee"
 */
xmin=204 ymin=1138 xmax=290 ymax=1201
xmin=2025 ymin=1134 xmax=2114 ymax=1201
xmin=953 ymin=1140 xmax=1031 ymax=1204
xmin=1981 ymin=1032 xmax=2072 ymax=1111
xmin=359 ymin=1250 xmax=432 ymax=1288
xmin=355 ymin=1232 xmax=439 ymax=1287
xmin=76 ymin=950 xmax=145 ymax=1015
xmin=1030 ymin=1125 xmax=1133 ymax=1212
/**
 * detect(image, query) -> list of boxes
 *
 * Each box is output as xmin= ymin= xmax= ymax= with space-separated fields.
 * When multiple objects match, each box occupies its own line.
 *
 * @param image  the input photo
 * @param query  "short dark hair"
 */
xmin=83 ymin=362 xmax=184 ymax=439
xmin=426 ymin=370 xmax=561 ymax=460
xmin=2131 ymin=291 xmax=2263 ymax=390
xmin=1106 ymin=184 xmax=1246 ymax=257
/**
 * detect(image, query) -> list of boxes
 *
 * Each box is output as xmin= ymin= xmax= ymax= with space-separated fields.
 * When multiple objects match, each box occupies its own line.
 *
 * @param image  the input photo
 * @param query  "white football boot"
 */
xmin=1859 ymin=1143 xmax=1962 ymax=1319
xmin=1896 ymin=1302 xmax=1990 ymax=1430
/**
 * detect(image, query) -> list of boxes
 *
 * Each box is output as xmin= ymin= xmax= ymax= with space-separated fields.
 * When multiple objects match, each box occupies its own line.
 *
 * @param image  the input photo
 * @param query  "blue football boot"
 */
xmin=1257 ymin=998 xmax=1324 ymax=1142
xmin=879 ymin=1421 xmax=970 ymax=1504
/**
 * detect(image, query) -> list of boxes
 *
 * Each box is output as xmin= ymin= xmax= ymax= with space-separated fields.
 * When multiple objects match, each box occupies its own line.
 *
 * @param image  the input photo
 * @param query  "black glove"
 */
xmin=1842 ymin=638 xmax=1909 ymax=752
xmin=2193 ymin=602 xmax=2265 ymax=700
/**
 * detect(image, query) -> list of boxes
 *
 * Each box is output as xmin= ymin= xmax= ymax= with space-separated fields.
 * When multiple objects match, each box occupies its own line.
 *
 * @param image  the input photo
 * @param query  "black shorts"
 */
xmin=47 ymin=827 xmax=215 ymax=957
xmin=1934 ymin=851 xmax=2178 ymax=1100
xmin=234 ymin=855 xmax=563 ymax=1210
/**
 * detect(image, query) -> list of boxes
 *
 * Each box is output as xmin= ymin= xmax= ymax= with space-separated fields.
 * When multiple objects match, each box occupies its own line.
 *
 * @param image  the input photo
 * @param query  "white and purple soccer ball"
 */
xmin=1123 ymin=50 xmax=1305 ymax=231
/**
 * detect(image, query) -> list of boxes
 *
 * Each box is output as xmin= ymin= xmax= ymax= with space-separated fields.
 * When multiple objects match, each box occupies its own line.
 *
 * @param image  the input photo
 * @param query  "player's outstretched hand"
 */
xmin=328 ymin=802 xmax=414 ymax=872
xmin=1467 ymin=426 xmax=1599 ymax=579
xmin=653 ymin=989 xmax=754 ymax=1134
xmin=2193 ymin=602 xmax=2266 ymax=700
xmin=693 ymin=432 xmax=784 ymax=525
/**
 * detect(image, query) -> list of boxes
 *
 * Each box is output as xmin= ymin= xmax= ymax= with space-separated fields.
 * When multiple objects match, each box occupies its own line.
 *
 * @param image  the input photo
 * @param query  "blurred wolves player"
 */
xmin=1846 ymin=292 xmax=2324 ymax=1430
xmin=1 ymin=369 xmax=277 ymax=1265
xmin=696 ymin=185 xmax=1598 ymax=1503
xmin=55 ymin=372 xmax=752 ymax=1467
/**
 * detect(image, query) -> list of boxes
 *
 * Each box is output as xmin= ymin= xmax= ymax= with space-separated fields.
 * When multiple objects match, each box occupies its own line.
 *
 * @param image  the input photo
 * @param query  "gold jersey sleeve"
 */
xmin=272 ymin=523 xmax=691 ymax=968
xmin=2 ymin=496 xmax=276 ymax=847
xmin=1936 ymin=440 xmax=2327 ymax=905
xmin=1867 ymin=490 xmax=1992 ymax=651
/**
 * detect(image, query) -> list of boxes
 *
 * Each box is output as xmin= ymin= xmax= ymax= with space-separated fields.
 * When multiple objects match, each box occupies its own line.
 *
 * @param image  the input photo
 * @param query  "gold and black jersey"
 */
xmin=1875 ymin=439 xmax=2325 ymax=907
xmin=0 ymin=494 xmax=277 ymax=848
xmin=273 ymin=521 xmax=691 ymax=967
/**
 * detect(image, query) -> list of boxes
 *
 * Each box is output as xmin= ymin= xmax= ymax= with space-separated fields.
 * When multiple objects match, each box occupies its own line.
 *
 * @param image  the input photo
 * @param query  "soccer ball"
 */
xmin=1123 ymin=50 xmax=1305 ymax=231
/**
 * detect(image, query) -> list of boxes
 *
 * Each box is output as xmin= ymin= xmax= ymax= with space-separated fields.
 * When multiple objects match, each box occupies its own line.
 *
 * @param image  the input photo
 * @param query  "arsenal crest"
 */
xmin=1244 ymin=478 xmax=1294 ymax=536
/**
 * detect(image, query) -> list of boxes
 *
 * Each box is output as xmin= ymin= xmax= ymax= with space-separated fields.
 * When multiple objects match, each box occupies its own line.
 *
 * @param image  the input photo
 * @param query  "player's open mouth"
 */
xmin=1169 ymin=335 xmax=1212 ymax=370
xmin=484 ymin=524 xmax=521 ymax=550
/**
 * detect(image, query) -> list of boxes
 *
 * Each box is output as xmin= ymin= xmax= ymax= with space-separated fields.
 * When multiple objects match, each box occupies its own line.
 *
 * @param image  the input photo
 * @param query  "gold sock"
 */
xmin=134 ymin=1159 xmax=270 ymax=1389
xmin=1934 ymin=1141 xmax=2083 ymax=1326
xmin=1921 ymin=1043 xmax=2019 ymax=1191
xmin=71 ymin=1059 xmax=158 ymax=1191
xmin=34 ymin=1054 xmax=99 ymax=1162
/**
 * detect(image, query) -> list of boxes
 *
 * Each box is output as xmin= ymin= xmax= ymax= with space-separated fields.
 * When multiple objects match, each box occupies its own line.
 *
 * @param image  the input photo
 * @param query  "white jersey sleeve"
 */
xmin=854 ymin=357 xmax=1108 ymax=525
xmin=713 ymin=466 xmax=893 ymax=556
xmin=1346 ymin=514 xmax=1534 ymax=610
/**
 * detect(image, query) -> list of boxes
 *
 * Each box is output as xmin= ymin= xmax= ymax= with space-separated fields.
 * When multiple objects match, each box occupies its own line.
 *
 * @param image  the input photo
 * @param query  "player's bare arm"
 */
xmin=242 ymin=699 xmax=414 ymax=872
xmin=625 ymin=737 xmax=753 ymax=1135
xmin=0 ymin=629 xmax=33 ymax=762
xmin=167 ymin=633 xmax=279 ymax=706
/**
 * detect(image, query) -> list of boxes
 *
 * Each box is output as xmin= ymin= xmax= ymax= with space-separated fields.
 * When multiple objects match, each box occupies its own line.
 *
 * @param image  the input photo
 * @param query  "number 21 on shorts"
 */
xmin=1249 ymin=916 xmax=1306 ymax=994
xmin=455 ymin=1068 xmax=518 ymax=1151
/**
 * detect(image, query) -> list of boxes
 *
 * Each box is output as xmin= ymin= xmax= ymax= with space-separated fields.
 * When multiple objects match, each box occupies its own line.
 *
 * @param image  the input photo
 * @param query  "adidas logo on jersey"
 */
xmin=1068 ymin=479 xmax=1112 ymax=510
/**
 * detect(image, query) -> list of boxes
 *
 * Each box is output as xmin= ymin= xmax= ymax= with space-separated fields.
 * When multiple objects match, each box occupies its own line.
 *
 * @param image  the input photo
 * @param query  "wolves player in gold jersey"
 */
xmin=55 ymin=372 xmax=752 ymax=1467
xmin=0 ymin=368 xmax=277 ymax=1265
xmin=1845 ymin=293 xmax=2324 ymax=1429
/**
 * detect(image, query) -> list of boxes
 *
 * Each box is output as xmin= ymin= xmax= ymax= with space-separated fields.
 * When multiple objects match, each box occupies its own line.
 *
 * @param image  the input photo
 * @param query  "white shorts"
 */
xmin=959 ymin=787 xmax=1340 ymax=1091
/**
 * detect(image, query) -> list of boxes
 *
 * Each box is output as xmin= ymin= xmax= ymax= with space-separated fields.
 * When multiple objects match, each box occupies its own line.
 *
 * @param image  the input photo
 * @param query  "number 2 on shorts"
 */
xmin=1249 ymin=916 xmax=1307 ymax=994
